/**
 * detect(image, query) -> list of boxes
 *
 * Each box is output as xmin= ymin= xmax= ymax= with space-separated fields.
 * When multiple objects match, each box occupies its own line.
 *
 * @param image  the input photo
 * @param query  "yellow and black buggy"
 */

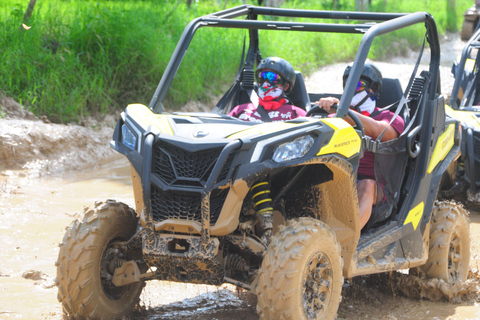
xmin=56 ymin=5 xmax=470 ymax=320
xmin=445 ymin=27 xmax=480 ymax=205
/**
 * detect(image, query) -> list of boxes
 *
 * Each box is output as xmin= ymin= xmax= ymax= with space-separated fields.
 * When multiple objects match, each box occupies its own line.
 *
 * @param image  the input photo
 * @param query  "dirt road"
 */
xmin=0 ymin=32 xmax=479 ymax=320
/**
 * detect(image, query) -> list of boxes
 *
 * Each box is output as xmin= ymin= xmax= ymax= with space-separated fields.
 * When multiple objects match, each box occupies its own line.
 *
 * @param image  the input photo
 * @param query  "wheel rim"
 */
xmin=302 ymin=252 xmax=334 ymax=320
xmin=448 ymin=229 xmax=463 ymax=283
xmin=100 ymin=240 xmax=129 ymax=300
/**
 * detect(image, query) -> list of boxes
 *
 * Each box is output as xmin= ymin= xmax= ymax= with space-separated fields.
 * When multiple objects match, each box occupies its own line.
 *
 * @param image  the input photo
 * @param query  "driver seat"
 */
xmin=376 ymin=78 xmax=403 ymax=109
xmin=287 ymin=71 xmax=311 ymax=111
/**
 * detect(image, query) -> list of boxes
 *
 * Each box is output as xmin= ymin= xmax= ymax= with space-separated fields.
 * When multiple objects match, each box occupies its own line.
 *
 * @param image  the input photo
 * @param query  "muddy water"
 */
xmin=0 ymin=157 xmax=256 ymax=319
xmin=0 ymin=157 xmax=134 ymax=319
xmin=0 ymin=155 xmax=479 ymax=319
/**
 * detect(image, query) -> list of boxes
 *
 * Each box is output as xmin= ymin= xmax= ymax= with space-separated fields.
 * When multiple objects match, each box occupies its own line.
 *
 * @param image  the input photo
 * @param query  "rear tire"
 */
xmin=421 ymin=201 xmax=470 ymax=283
xmin=256 ymin=218 xmax=343 ymax=320
xmin=55 ymin=200 xmax=144 ymax=320
xmin=461 ymin=20 xmax=476 ymax=41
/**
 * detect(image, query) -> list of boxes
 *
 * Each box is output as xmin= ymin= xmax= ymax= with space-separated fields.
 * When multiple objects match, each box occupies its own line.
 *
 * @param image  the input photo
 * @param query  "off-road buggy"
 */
xmin=444 ymin=27 xmax=480 ymax=203
xmin=56 ymin=5 xmax=470 ymax=320
xmin=461 ymin=0 xmax=480 ymax=41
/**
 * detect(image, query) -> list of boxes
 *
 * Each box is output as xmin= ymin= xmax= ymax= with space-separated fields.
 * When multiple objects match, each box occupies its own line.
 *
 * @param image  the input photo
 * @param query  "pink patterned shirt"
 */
xmin=229 ymin=103 xmax=307 ymax=123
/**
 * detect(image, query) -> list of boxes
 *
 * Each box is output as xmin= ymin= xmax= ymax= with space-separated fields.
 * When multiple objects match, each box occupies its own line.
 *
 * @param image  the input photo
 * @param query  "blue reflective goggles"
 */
xmin=259 ymin=71 xmax=285 ymax=85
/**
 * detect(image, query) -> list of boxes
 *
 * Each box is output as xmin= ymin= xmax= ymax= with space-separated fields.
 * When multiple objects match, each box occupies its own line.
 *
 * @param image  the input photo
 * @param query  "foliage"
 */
xmin=0 ymin=0 xmax=474 ymax=121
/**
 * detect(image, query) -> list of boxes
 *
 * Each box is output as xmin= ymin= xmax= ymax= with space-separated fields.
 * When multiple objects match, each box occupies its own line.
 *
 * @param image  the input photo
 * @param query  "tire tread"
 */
xmin=55 ymin=200 xmax=143 ymax=319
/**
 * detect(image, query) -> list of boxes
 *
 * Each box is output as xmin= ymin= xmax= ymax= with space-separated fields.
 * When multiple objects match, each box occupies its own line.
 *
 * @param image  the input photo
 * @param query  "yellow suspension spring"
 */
xmin=251 ymin=181 xmax=273 ymax=215
xmin=251 ymin=181 xmax=274 ymax=246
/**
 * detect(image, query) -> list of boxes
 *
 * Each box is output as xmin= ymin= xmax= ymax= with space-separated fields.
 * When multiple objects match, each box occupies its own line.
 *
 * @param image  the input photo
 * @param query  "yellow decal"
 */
xmin=126 ymin=104 xmax=173 ymax=135
xmin=445 ymin=105 xmax=480 ymax=128
xmin=317 ymin=118 xmax=361 ymax=158
xmin=465 ymin=58 xmax=476 ymax=72
xmin=151 ymin=116 xmax=174 ymax=135
xmin=427 ymin=123 xmax=455 ymax=174
xmin=227 ymin=122 xmax=301 ymax=139
xmin=404 ymin=202 xmax=424 ymax=230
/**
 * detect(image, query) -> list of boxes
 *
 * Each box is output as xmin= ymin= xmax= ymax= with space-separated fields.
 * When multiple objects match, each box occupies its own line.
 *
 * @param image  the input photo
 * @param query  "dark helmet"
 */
xmin=343 ymin=62 xmax=383 ymax=98
xmin=256 ymin=57 xmax=296 ymax=93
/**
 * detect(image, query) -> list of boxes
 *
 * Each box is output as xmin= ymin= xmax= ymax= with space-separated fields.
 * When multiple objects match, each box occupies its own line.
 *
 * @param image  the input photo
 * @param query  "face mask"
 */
xmin=258 ymin=82 xmax=284 ymax=101
xmin=350 ymin=91 xmax=376 ymax=116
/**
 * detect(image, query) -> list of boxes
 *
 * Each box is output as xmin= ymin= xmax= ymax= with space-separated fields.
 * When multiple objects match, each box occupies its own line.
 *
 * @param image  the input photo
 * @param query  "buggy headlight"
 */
xmin=122 ymin=124 xmax=137 ymax=151
xmin=272 ymin=135 xmax=314 ymax=163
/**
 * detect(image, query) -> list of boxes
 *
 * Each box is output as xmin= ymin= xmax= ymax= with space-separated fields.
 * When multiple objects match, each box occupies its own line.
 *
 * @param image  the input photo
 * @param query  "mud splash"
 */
xmin=392 ymin=271 xmax=480 ymax=302
xmin=134 ymin=285 xmax=258 ymax=320
xmin=339 ymin=271 xmax=480 ymax=320
xmin=342 ymin=270 xmax=480 ymax=304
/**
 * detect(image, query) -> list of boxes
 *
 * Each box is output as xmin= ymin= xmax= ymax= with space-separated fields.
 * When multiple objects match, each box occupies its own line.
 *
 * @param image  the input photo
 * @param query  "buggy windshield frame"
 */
xmin=148 ymin=5 xmax=441 ymax=120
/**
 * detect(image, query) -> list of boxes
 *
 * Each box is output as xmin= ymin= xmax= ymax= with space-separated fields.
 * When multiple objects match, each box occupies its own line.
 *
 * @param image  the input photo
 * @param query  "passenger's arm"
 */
xmin=316 ymin=97 xmax=399 ymax=142
xmin=345 ymin=112 xmax=399 ymax=142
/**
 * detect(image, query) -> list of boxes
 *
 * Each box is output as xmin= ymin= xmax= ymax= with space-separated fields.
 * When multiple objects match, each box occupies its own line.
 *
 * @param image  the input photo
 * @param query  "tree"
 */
xmin=446 ymin=0 xmax=457 ymax=32
xmin=23 ymin=0 xmax=36 ymax=23
xmin=21 ymin=0 xmax=36 ymax=30
xmin=355 ymin=0 xmax=369 ymax=12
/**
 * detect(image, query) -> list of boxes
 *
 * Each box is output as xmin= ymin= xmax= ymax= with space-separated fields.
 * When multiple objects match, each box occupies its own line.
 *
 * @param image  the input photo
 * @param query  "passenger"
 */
xmin=229 ymin=57 xmax=307 ymax=122
xmin=316 ymin=63 xmax=405 ymax=229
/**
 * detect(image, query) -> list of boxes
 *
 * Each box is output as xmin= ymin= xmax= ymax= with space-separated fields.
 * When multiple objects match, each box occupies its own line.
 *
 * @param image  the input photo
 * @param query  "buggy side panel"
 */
xmin=399 ymin=98 xmax=461 ymax=267
xmin=427 ymin=123 xmax=456 ymax=174
xmin=350 ymin=95 xmax=460 ymax=277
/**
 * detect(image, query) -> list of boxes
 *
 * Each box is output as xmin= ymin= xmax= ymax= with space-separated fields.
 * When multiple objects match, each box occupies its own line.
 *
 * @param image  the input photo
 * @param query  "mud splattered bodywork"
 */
xmin=113 ymin=107 xmax=363 ymax=285
xmin=143 ymin=234 xmax=224 ymax=285
xmin=109 ymin=1 xmax=462 ymax=308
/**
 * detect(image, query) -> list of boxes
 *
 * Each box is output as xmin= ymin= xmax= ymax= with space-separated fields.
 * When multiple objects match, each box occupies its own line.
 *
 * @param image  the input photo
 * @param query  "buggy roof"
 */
xmin=149 ymin=5 xmax=441 ymax=119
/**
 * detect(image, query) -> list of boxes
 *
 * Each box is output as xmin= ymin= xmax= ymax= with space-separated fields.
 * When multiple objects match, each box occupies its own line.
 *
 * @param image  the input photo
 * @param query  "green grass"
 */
xmin=0 ymin=0 xmax=474 ymax=122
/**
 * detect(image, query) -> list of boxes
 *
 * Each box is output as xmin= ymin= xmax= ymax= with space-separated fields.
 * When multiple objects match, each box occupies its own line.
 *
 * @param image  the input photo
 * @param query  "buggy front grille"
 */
xmin=153 ymin=142 xmax=224 ymax=187
xmin=151 ymin=185 xmax=230 ymax=225
xmin=151 ymin=186 xmax=202 ymax=222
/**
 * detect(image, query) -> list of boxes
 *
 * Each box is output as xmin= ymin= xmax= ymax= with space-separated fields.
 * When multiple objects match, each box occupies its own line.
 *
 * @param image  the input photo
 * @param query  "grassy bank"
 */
xmin=0 ymin=0 xmax=473 ymax=122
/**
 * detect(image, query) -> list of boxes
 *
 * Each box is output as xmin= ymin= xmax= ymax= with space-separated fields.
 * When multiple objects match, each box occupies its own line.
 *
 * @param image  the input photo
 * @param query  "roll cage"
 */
xmin=450 ymin=26 xmax=480 ymax=110
xmin=148 ymin=5 xmax=441 ymax=120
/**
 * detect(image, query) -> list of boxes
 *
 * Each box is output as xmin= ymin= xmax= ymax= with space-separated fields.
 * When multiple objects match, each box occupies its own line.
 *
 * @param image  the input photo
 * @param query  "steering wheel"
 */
xmin=306 ymin=103 xmax=364 ymax=134
xmin=347 ymin=109 xmax=364 ymax=134
xmin=306 ymin=103 xmax=337 ymax=117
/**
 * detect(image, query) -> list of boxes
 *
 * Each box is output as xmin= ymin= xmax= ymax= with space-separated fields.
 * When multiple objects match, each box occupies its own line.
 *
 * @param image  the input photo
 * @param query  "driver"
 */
xmin=229 ymin=57 xmax=307 ymax=122
xmin=316 ymin=62 xmax=405 ymax=229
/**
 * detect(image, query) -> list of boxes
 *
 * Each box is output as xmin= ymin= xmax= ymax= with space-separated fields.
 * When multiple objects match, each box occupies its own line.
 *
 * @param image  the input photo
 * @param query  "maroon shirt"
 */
xmin=229 ymin=103 xmax=307 ymax=123
xmin=358 ymin=107 xmax=405 ymax=179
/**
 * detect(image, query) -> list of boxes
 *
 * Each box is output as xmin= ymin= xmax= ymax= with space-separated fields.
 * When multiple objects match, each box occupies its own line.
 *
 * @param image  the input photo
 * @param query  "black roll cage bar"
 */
xmin=450 ymin=27 xmax=480 ymax=109
xmin=149 ymin=5 xmax=441 ymax=119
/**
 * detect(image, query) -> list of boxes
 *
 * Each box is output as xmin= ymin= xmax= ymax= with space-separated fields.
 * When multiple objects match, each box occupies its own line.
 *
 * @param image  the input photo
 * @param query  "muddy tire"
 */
xmin=461 ymin=20 xmax=475 ymax=41
xmin=421 ymin=201 xmax=470 ymax=283
xmin=256 ymin=218 xmax=343 ymax=320
xmin=55 ymin=200 xmax=144 ymax=320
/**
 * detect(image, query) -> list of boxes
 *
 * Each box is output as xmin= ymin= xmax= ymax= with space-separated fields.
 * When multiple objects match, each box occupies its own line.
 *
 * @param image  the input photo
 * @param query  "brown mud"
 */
xmin=1 ymin=32 xmax=479 ymax=320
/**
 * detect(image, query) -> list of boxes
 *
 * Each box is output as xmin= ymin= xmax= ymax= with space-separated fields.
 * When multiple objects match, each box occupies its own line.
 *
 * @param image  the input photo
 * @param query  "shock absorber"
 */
xmin=250 ymin=181 xmax=273 ymax=246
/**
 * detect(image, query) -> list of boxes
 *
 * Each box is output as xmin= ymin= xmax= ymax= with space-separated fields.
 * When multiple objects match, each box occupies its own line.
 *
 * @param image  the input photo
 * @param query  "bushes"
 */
xmin=0 ymin=0 xmax=238 ymax=121
xmin=0 ymin=0 xmax=473 ymax=122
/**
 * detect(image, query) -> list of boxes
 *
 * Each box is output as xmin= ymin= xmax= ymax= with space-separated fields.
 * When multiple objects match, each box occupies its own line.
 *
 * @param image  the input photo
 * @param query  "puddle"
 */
xmin=0 ymin=156 xmax=479 ymax=319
